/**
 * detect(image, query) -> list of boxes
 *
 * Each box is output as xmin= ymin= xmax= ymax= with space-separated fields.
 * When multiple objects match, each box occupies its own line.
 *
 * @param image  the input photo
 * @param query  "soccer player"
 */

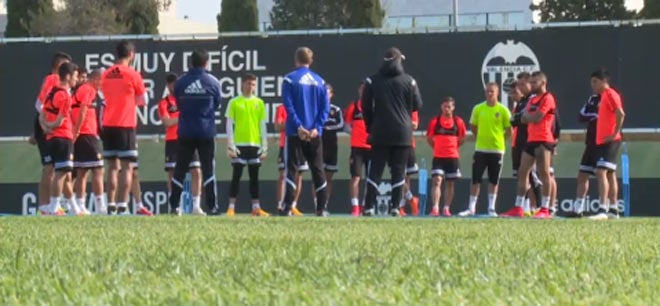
xmin=588 ymin=69 xmax=625 ymax=220
xmin=169 ymin=49 xmax=222 ymax=216
xmin=100 ymin=40 xmax=152 ymax=215
xmin=157 ymin=73 xmax=202 ymax=214
xmin=321 ymin=83 xmax=343 ymax=205
xmin=344 ymin=83 xmax=371 ymax=216
xmin=38 ymin=62 xmax=78 ymax=215
xmin=225 ymin=74 xmax=269 ymax=217
xmin=71 ymin=68 xmax=106 ymax=215
xmin=573 ymin=92 xmax=601 ymax=217
xmin=30 ymin=52 xmax=71 ymax=212
xmin=509 ymin=74 xmax=542 ymax=216
xmin=76 ymin=67 xmax=88 ymax=88
xmin=279 ymin=47 xmax=330 ymax=217
xmin=458 ymin=82 xmax=511 ymax=217
xmin=275 ymin=104 xmax=305 ymax=216
xmin=509 ymin=71 xmax=557 ymax=219
xmin=362 ymin=47 xmax=423 ymax=217
xmin=398 ymin=111 xmax=420 ymax=216
xmin=426 ymin=97 xmax=466 ymax=217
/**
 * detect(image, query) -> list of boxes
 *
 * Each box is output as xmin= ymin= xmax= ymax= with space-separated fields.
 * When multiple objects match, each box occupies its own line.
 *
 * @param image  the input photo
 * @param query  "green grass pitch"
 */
xmin=0 ymin=216 xmax=657 ymax=305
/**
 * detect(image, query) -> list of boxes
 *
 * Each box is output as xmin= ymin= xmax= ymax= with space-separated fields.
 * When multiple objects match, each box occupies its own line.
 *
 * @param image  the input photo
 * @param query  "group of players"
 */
xmin=30 ymin=40 xmax=625 ymax=219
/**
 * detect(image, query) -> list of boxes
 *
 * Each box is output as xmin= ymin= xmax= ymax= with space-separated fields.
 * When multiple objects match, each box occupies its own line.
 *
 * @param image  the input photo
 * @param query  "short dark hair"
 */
xmin=116 ymin=40 xmax=135 ymax=59
xmin=531 ymin=71 xmax=547 ymax=81
xmin=242 ymin=73 xmax=257 ymax=82
xmin=441 ymin=96 xmax=455 ymax=104
xmin=58 ymin=62 xmax=76 ymax=80
xmin=77 ymin=67 xmax=88 ymax=75
xmin=590 ymin=68 xmax=610 ymax=81
xmin=191 ymin=49 xmax=209 ymax=68
xmin=165 ymin=73 xmax=178 ymax=84
xmin=295 ymin=47 xmax=313 ymax=65
xmin=517 ymin=72 xmax=531 ymax=81
xmin=508 ymin=80 xmax=518 ymax=90
xmin=51 ymin=52 xmax=72 ymax=69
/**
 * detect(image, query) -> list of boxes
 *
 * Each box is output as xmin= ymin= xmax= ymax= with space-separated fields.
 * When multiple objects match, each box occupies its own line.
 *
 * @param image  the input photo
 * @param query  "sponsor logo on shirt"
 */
xmin=299 ymin=73 xmax=319 ymax=86
xmin=482 ymin=40 xmax=540 ymax=107
xmin=184 ymin=80 xmax=206 ymax=94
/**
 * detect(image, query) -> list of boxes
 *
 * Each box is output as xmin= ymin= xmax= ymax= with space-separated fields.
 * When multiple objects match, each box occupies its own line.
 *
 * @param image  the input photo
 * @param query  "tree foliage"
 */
xmin=5 ymin=0 xmax=54 ymax=37
xmin=639 ymin=0 xmax=660 ymax=18
xmin=531 ymin=0 xmax=634 ymax=22
xmin=270 ymin=0 xmax=384 ymax=30
xmin=217 ymin=0 xmax=258 ymax=32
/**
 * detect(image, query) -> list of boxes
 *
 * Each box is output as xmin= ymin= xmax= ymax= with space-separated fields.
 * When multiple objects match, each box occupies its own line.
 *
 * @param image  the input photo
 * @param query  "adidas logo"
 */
xmin=299 ymin=73 xmax=319 ymax=86
xmin=184 ymin=80 xmax=206 ymax=94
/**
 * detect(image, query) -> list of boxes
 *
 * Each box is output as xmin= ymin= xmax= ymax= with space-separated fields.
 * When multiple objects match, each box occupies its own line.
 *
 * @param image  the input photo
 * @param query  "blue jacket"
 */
xmin=174 ymin=68 xmax=222 ymax=139
xmin=282 ymin=67 xmax=329 ymax=136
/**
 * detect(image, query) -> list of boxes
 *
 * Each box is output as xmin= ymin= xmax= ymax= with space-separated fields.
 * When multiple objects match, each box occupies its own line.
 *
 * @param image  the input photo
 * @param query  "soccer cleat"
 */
xmin=410 ymin=197 xmax=420 ymax=216
xmin=362 ymin=208 xmax=375 ymax=217
xmin=429 ymin=207 xmax=440 ymax=217
xmin=351 ymin=205 xmax=361 ymax=217
xmin=500 ymin=206 xmax=525 ymax=218
xmin=107 ymin=205 xmax=117 ymax=215
xmin=457 ymin=209 xmax=474 ymax=217
xmin=399 ymin=207 xmax=407 ymax=217
xmin=291 ymin=207 xmax=304 ymax=216
xmin=390 ymin=207 xmax=401 ymax=217
xmin=226 ymin=207 xmax=235 ymax=217
xmin=524 ymin=211 xmax=534 ymax=217
xmin=316 ymin=210 xmax=330 ymax=217
xmin=79 ymin=206 xmax=92 ymax=216
xmin=136 ymin=207 xmax=154 ymax=216
xmin=117 ymin=206 xmax=131 ymax=215
xmin=208 ymin=206 xmax=222 ymax=216
xmin=533 ymin=207 xmax=553 ymax=219
xmin=442 ymin=207 xmax=451 ymax=217
xmin=192 ymin=206 xmax=207 ymax=216
xmin=588 ymin=211 xmax=609 ymax=220
xmin=488 ymin=209 xmax=498 ymax=217
xmin=38 ymin=206 xmax=51 ymax=216
xmin=252 ymin=208 xmax=270 ymax=217
xmin=170 ymin=208 xmax=182 ymax=216
xmin=607 ymin=209 xmax=620 ymax=219
xmin=57 ymin=206 xmax=67 ymax=215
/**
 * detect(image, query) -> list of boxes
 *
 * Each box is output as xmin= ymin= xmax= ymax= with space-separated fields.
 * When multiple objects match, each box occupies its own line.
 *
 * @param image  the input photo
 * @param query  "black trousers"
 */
xmin=169 ymin=138 xmax=217 ymax=211
xmin=365 ymin=145 xmax=410 ymax=210
xmin=282 ymin=136 xmax=327 ymax=212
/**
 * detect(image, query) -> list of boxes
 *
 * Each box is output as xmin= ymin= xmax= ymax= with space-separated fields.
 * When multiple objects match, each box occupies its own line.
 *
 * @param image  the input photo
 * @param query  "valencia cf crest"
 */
xmin=495 ymin=112 xmax=500 ymax=118
xmin=482 ymin=40 xmax=540 ymax=107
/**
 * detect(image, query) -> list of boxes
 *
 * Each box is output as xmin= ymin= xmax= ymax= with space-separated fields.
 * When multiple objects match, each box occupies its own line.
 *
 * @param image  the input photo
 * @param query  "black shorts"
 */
xmin=349 ymin=147 xmax=370 ymax=178
xmin=406 ymin=148 xmax=419 ymax=175
xmin=431 ymin=158 xmax=461 ymax=180
xmin=512 ymin=146 xmax=523 ymax=176
xmin=579 ymin=144 xmax=598 ymax=175
xmin=278 ymin=147 xmax=308 ymax=172
xmin=34 ymin=113 xmax=51 ymax=165
xmin=323 ymin=142 xmax=338 ymax=173
xmin=102 ymin=127 xmax=137 ymax=161
xmin=472 ymin=151 xmax=503 ymax=185
xmin=48 ymin=137 xmax=73 ymax=172
xmin=165 ymin=140 xmax=200 ymax=171
xmin=231 ymin=146 xmax=261 ymax=166
xmin=595 ymin=141 xmax=621 ymax=171
xmin=73 ymin=135 xmax=103 ymax=168
xmin=523 ymin=141 xmax=555 ymax=157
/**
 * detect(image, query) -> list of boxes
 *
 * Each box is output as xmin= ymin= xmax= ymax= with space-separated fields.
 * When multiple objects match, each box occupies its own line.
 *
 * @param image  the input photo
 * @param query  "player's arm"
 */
xmin=523 ymin=98 xmax=549 ymax=123
xmin=578 ymin=103 xmax=597 ymax=123
xmin=133 ymin=73 xmax=148 ymax=106
xmin=503 ymin=107 xmax=512 ymax=139
xmin=274 ymin=107 xmax=286 ymax=132
xmin=282 ymin=77 xmax=303 ymax=130
xmin=470 ymin=125 xmax=478 ymax=138
xmin=425 ymin=120 xmax=434 ymax=148
xmin=410 ymin=78 xmax=423 ymax=111
xmin=361 ymin=78 xmax=374 ymax=133
xmin=314 ymin=84 xmax=330 ymax=133
xmin=458 ymin=118 xmax=467 ymax=146
xmin=613 ymin=107 xmax=625 ymax=137
xmin=330 ymin=107 xmax=344 ymax=131
xmin=343 ymin=105 xmax=353 ymax=134
xmin=73 ymin=104 xmax=87 ymax=138
xmin=411 ymin=111 xmax=419 ymax=130
xmin=469 ymin=106 xmax=478 ymax=138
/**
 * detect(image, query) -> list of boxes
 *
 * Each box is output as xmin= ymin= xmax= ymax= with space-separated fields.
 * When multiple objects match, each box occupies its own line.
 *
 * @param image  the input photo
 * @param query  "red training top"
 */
xmin=526 ymin=93 xmax=556 ymax=143
xmin=596 ymin=87 xmax=623 ymax=145
xmin=426 ymin=115 xmax=466 ymax=158
xmin=276 ymin=105 xmax=287 ymax=148
xmin=71 ymin=83 xmax=99 ymax=136
xmin=158 ymin=95 xmax=179 ymax=141
xmin=101 ymin=64 xmax=146 ymax=128
xmin=344 ymin=100 xmax=370 ymax=149
xmin=42 ymin=86 xmax=73 ymax=140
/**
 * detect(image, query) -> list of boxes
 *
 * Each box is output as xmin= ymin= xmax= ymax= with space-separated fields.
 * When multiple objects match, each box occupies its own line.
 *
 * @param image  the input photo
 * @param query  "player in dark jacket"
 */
xmin=361 ymin=47 xmax=423 ymax=216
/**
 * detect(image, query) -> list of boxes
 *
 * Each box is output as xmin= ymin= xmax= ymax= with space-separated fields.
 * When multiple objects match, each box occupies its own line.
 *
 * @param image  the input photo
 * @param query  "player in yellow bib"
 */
xmin=225 ymin=74 xmax=269 ymax=216
xmin=459 ymin=82 xmax=512 ymax=217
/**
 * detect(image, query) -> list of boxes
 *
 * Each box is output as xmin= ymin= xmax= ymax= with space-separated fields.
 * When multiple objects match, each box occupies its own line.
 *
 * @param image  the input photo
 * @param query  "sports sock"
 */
xmin=488 ymin=194 xmax=496 ymax=211
xmin=515 ymin=196 xmax=524 ymax=208
xmin=77 ymin=198 xmax=86 ymax=211
xmin=523 ymin=198 xmax=531 ymax=212
xmin=468 ymin=195 xmax=477 ymax=212
xmin=252 ymin=203 xmax=261 ymax=210
xmin=575 ymin=198 xmax=585 ymax=213
xmin=193 ymin=196 xmax=201 ymax=209
xmin=541 ymin=197 xmax=550 ymax=209
xmin=351 ymin=198 xmax=359 ymax=206
xmin=228 ymin=203 xmax=235 ymax=210
xmin=405 ymin=191 xmax=413 ymax=200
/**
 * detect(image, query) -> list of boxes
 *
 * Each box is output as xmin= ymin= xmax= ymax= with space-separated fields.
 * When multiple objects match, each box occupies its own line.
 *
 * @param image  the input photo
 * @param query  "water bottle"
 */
xmin=418 ymin=158 xmax=428 ymax=216
xmin=621 ymin=142 xmax=630 ymax=217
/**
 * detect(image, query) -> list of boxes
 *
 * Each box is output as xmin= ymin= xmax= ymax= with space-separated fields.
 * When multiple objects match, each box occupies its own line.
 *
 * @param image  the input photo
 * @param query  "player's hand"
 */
xmin=28 ymin=134 xmax=37 ymax=146
xmin=309 ymin=129 xmax=319 ymax=139
xmin=603 ymin=135 xmax=616 ymax=143
xmin=298 ymin=126 xmax=310 ymax=141
xmin=259 ymin=147 xmax=268 ymax=160
xmin=226 ymin=146 xmax=239 ymax=159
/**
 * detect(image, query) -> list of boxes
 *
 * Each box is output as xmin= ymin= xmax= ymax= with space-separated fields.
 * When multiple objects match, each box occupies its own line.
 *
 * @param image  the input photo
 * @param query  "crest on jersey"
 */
xmin=375 ymin=182 xmax=392 ymax=216
xmin=482 ymin=40 xmax=540 ymax=106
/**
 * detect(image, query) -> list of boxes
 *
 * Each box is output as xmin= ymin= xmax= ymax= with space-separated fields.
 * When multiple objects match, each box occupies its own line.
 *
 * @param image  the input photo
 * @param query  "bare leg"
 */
xmin=39 ymin=165 xmax=54 ymax=205
xmin=106 ymin=159 xmax=119 ymax=206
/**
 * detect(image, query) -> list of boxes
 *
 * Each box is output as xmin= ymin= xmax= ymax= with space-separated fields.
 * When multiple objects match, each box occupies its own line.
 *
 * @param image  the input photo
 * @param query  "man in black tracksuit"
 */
xmin=361 ymin=47 xmax=423 ymax=216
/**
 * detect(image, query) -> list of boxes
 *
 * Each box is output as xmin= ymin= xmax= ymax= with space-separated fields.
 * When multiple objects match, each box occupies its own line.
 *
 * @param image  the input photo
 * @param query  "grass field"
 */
xmin=0 ymin=217 xmax=657 ymax=305
xmin=2 ymin=138 xmax=660 ymax=183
